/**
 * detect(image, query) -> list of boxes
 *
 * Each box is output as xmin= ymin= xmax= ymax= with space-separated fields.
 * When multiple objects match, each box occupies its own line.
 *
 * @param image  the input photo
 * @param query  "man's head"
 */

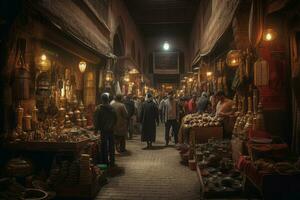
xmin=215 ymin=91 xmax=225 ymax=102
xmin=146 ymin=93 xmax=153 ymax=100
xmin=192 ymin=94 xmax=197 ymax=100
xmin=115 ymin=94 xmax=123 ymax=102
xmin=101 ymin=93 xmax=110 ymax=104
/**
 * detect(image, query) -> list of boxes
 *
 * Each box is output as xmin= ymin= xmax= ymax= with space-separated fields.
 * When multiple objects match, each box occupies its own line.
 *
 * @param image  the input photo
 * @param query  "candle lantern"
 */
xmin=226 ymin=50 xmax=241 ymax=67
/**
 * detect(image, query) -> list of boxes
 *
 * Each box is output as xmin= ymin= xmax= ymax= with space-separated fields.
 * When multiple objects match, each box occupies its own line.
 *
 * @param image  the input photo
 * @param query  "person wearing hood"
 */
xmin=197 ymin=92 xmax=209 ymax=113
xmin=140 ymin=93 xmax=159 ymax=149
xmin=94 ymin=93 xmax=117 ymax=166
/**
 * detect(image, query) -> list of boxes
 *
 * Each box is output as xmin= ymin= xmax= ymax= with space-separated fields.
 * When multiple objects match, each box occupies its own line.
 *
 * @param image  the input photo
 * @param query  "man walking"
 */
xmin=94 ymin=93 xmax=117 ymax=166
xmin=162 ymin=91 xmax=179 ymax=146
xmin=111 ymin=94 xmax=128 ymax=153
xmin=140 ymin=93 xmax=159 ymax=149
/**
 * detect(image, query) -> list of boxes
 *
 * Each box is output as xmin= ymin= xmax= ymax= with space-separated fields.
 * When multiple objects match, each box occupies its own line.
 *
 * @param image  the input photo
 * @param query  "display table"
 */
xmin=3 ymin=139 xmax=90 ymax=152
xmin=196 ymin=164 xmax=243 ymax=199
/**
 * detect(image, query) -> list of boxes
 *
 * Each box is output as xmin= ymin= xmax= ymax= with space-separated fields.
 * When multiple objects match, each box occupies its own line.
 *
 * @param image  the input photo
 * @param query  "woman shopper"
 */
xmin=140 ymin=93 xmax=159 ymax=149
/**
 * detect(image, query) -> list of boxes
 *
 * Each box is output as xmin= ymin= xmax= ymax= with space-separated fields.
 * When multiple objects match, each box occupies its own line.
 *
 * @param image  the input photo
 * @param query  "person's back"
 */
xmin=94 ymin=104 xmax=116 ymax=133
xmin=124 ymin=97 xmax=135 ymax=118
xmin=111 ymin=101 xmax=128 ymax=134
xmin=94 ymin=93 xmax=117 ymax=166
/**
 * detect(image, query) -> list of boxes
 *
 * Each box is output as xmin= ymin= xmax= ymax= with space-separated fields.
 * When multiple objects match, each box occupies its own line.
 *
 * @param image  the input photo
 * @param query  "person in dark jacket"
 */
xmin=94 ymin=93 xmax=117 ymax=166
xmin=140 ymin=93 xmax=159 ymax=149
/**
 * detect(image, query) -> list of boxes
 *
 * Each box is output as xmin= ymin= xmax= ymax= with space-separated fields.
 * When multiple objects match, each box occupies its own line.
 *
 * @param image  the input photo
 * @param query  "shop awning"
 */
xmin=191 ymin=0 xmax=240 ymax=66
xmin=35 ymin=0 xmax=111 ymax=57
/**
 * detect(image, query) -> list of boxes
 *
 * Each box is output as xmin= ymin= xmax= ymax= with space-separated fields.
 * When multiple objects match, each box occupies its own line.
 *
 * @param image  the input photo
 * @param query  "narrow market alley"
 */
xmin=97 ymin=126 xmax=201 ymax=200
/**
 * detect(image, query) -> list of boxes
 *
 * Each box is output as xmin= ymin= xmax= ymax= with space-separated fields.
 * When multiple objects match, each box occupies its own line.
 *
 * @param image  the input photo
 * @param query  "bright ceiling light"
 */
xmin=163 ymin=42 xmax=170 ymax=50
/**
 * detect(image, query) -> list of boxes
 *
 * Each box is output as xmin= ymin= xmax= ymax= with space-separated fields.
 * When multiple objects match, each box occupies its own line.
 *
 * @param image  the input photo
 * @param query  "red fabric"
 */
xmin=237 ymin=156 xmax=267 ymax=187
xmin=248 ymin=129 xmax=271 ymax=139
xmin=188 ymin=99 xmax=197 ymax=113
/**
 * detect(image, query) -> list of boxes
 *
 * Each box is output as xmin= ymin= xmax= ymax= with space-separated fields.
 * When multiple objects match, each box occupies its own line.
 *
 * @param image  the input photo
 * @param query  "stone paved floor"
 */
xmin=96 ymin=125 xmax=201 ymax=200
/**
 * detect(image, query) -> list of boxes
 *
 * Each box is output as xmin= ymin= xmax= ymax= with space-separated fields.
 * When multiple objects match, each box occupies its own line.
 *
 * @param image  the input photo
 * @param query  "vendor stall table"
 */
xmin=190 ymin=126 xmax=223 ymax=145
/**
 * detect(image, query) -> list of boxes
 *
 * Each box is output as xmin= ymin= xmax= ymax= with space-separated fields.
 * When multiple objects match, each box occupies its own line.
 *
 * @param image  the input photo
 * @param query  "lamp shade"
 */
xmin=79 ymin=61 xmax=87 ymax=73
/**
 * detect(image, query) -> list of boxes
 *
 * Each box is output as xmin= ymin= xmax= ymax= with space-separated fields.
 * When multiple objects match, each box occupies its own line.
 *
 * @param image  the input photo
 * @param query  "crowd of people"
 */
xmin=93 ymin=90 xmax=233 ymax=167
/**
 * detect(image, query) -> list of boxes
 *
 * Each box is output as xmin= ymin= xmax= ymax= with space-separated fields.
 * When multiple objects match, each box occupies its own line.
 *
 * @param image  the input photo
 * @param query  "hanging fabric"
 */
xmin=254 ymin=58 xmax=269 ymax=86
xmin=249 ymin=0 xmax=264 ymax=47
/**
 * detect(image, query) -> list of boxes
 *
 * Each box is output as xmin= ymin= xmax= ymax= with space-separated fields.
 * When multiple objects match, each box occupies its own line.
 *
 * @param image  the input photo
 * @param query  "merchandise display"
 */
xmin=183 ymin=113 xmax=222 ymax=128
xmin=195 ymin=139 xmax=243 ymax=197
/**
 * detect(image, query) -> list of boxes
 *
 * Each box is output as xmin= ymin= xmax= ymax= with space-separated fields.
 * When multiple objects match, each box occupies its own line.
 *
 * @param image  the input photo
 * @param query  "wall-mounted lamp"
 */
xmin=79 ymin=61 xmax=87 ymax=73
xmin=263 ymin=28 xmax=277 ymax=42
xmin=188 ymin=77 xmax=193 ymax=83
xmin=226 ymin=50 xmax=241 ymax=67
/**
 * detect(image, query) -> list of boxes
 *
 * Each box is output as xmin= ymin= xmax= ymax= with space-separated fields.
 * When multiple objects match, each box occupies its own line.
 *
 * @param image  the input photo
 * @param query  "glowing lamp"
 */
xmin=41 ymin=54 xmax=47 ymax=61
xmin=263 ymin=29 xmax=277 ymax=42
xmin=188 ymin=77 xmax=193 ymax=83
xmin=37 ymin=54 xmax=50 ymax=71
xmin=78 ymin=61 xmax=87 ymax=73
xmin=105 ymin=70 xmax=113 ymax=82
xmin=124 ymin=73 xmax=130 ymax=82
xmin=163 ymin=42 xmax=170 ymax=50
xmin=226 ymin=50 xmax=241 ymax=67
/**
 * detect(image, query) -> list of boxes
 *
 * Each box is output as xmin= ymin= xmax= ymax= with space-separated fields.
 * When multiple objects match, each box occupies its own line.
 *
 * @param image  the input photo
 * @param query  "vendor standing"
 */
xmin=215 ymin=91 xmax=234 ymax=118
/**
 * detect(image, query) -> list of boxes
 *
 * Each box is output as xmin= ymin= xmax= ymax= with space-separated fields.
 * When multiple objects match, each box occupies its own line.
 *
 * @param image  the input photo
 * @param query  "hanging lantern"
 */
xmin=105 ymin=70 xmax=113 ymax=82
xmin=262 ymin=28 xmax=277 ymax=42
xmin=206 ymin=71 xmax=213 ymax=81
xmin=226 ymin=50 xmax=241 ymax=67
xmin=78 ymin=61 xmax=87 ymax=73
xmin=37 ymin=54 xmax=51 ymax=72
xmin=254 ymin=58 xmax=269 ymax=86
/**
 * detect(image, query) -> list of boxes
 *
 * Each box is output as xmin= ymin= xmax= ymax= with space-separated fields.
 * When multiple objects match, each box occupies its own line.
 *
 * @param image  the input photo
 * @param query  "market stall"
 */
xmin=0 ymin=2 xmax=110 ymax=199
